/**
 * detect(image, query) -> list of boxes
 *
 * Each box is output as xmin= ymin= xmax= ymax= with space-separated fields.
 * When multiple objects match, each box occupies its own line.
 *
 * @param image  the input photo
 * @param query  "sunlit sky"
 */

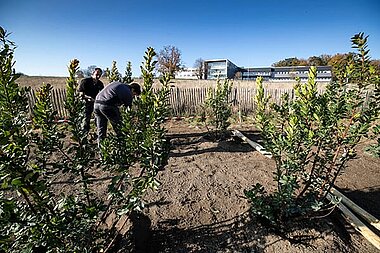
xmin=1 ymin=0 xmax=379 ymax=77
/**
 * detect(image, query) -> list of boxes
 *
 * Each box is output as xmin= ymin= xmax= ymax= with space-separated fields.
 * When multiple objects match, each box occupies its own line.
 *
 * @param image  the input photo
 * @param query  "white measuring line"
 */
xmin=231 ymin=130 xmax=272 ymax=158
xmin=232 ymin=129 xmax=380 ymax=250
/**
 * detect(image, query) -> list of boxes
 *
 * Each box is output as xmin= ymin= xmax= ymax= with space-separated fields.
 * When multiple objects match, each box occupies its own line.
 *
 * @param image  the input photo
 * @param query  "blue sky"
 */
xmin=1 ymin=0 xmax=379 ymax=77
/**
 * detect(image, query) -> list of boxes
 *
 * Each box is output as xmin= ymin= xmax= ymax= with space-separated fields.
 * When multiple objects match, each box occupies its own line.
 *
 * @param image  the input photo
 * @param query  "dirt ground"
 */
xmin=135 ymin=119 xmax=380 ymax=253
xmin=20 ymin=76 xmax=378 ymax=252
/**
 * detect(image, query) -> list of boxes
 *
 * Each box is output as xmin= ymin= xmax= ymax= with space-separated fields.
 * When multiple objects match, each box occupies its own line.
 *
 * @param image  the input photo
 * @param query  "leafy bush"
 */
xmin=0 ymin=26 xmax=171 ymax=251
xmin=123 ymin=61 xmax=134 ymax=84
xmin=245 ymin=33 xmax=380 ymax=228
xmin=106 ymin=60 xmax=123 ymax=82
xmin=100 ymin=47 xmax=171 ymax=213
xmin=202 ymin=78 xmax=233 ymax=139
xmin=106 ymin=60 xmax=134 ymax=83
xmin=365 ymin=124 xmax=380 ymax=157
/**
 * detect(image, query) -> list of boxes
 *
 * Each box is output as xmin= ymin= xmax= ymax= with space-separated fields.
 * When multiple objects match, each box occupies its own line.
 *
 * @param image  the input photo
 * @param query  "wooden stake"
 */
xmin=327 ymin=193 xmax=380 ymax=250
xmin=330 ymin=187 xmax=380 ymax=231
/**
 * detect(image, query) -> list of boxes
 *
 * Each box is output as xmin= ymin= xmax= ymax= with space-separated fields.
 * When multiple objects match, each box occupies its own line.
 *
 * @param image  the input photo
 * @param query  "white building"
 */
xmin=176 ymin=59 xmax=333 ymax=82
xmin=204 ymin=59 xmax=239 ymax=80
xmin=175 ymin=68 xmax=198 ymax=79
xmin=241 ymin=66 xmax=332 ymax=82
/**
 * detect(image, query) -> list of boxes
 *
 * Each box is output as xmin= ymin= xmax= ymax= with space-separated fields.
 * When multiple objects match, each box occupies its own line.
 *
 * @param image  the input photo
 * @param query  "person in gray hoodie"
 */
xmin=94 ymin=81 xmax=141 ymax=146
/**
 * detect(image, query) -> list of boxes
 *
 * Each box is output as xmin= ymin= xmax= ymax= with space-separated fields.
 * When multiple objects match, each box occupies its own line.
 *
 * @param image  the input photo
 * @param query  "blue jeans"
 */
xmin=94 ymin=103 xmax=121 ymax=146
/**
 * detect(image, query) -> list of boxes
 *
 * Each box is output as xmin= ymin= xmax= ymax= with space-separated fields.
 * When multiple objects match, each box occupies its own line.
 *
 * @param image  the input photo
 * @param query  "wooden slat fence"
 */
xmin=27 ymin=87 xmax=373 ymax=119
xmin=27 ymin=88 xmax=68 ymax=119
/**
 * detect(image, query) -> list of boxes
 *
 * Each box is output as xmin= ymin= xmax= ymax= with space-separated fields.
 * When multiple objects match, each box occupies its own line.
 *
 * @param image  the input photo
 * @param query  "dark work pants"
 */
xmin=84 ymin=102 xmax=94 ymax=132
xmin=94 ymin=103 xmax=121 ymax=147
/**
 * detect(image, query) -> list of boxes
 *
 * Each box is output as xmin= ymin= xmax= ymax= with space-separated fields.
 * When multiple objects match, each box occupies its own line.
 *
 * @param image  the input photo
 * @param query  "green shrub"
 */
xmin=0 ymin=26 xmax=170 ymax=251
xmin=202 ymin=78 xmax=233 ymax=139
xmin=106 ymin=60 xmax=134 ymax=83
xmin=106 ymin=60 xmax=123 ymax=82
xmin=100 ymin=47 xmax=171 ymax=213
xmin=122 ymin=61 xmax=134 ymax=84
xmin=245 ymin=33 xmax=380 ymax=228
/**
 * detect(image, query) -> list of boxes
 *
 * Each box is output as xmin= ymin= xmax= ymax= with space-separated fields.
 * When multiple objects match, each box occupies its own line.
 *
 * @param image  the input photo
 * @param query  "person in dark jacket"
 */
xmin=78 ymin=68 xmax=104 ymax=132
xmin=94 ymin=81 xmax=141 ymax=146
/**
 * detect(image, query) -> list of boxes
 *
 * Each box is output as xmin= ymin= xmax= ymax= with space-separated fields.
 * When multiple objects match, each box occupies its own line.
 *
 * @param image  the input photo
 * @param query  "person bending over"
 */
xmin=94 ymin=81 xmax=141 ymax=146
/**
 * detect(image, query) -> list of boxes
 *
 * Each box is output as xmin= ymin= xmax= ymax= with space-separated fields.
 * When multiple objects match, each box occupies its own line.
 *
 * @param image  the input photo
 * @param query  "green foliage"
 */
xmin=0 ymin=26 xmax=171 ymax=251
xmin=101 ymin=47 xmax=171 ymax=212
xmin=1 ymin=28 xmax=104 ymax=250
xmin=245 ymin=33 xmax=380 ymax=228
xmin=347 ymin=34 xmax=380 ymax=158
xmin=64 ymin=59 xmax=99 ymax=212
xmin=107 ymin=60 xmax=122 ymax=82
xmin=0 ymin=26 xmax=38 ymax=252
xmin=122 ymin=61 xmax=134 ymax=84
xmin=107 ymin=60 xmax=135 ymax=84
xmin=202 ymin=79 xmax=233 ymax=139
xmin=31 ymin=83 xmax=66 ymax=177
xmin=365 ymin=124 xmax=380 ymax=157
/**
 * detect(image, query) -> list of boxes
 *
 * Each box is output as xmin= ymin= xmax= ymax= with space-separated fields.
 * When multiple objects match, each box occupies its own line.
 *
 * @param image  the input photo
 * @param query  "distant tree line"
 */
xmin=272 ymin=54 xmax=380 ymax=68
xmin=272 ymin=54 xmax=380 ymax=80
xmin=76 ymin=65 xmax=98 ymax=78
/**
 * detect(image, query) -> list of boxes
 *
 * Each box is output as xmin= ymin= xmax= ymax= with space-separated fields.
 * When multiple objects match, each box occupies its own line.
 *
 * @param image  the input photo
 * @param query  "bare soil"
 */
xmin=134 ymin=119 xmax=380 ymax=253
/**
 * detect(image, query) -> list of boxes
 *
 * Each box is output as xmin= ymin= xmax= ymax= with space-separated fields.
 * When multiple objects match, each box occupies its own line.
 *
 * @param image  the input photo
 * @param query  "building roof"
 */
xmin=204 ymin=59 xmax=229 ymax=62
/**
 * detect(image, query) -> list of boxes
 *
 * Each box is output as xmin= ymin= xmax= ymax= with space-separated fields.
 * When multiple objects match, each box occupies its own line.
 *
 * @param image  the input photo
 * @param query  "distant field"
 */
xmin=17 ymin=76 xmax=329 ymax=90
xmin=17 ymin=76 xmax=108 ymax=90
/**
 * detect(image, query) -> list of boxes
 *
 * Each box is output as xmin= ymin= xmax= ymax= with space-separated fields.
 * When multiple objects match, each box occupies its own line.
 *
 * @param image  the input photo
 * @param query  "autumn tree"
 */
xmin=327 ymin=53 xmax=349 ymax=66
xmin=272 ymin=57 xmax=308 ymax=67
xmin=272 ymin=52 xmax=379 ymax=81
xmin=157 ymin=45 xmax=182 ymax=77
xmin=371 ymin=59 xmax=380 ymax=74
xmin=307 ymin=56 xmax=324 ymax=66
xmin=273 ymin=55 xmax=331 ymax=67
xmin=327 ymin=53 xmax=353 ymax=81
xmin=193 ymin=58 xmax=205 ymax=79
xmin=319 ymin=54 xmax=332 ymax=65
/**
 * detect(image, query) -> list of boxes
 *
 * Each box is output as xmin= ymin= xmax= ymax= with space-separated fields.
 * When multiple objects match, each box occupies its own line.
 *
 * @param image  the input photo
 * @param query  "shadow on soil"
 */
xmin=125 ymin=210 xmax=359 ymax=253
xmin=121 ymin=129 xmax=373 ymax=252
xmin=336 ymin=186 xmax=380 ymax=220
xmin=151 ymin=213 xmax=267 ymax=253
xmin=168 ymin=130 xmax=263 ymax=158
